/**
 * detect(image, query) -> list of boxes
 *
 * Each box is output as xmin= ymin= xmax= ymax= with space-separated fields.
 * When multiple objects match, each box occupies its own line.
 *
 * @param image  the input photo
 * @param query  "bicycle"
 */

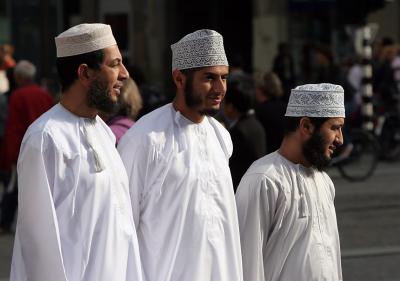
xmin=330 ymin=128 xmax=380 ymax=182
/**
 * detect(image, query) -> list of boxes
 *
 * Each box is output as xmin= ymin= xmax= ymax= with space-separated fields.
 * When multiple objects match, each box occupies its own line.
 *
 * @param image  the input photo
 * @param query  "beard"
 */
xmin=87 ymin=79 xmax=118 ymax=114
xmin=184 ymin=76 xmax=219 ymax=117
xmin=302 ymin=130 xmax=331 ymax=171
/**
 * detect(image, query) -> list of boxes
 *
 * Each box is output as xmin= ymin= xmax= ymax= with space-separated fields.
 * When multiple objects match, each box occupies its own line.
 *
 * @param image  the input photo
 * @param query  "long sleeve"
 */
xmin=118 ymin=136 xmax=150 ymax=229
xmin=235 ymin=175 xmax=279 ymax=281
xmin=11 ymin=137 xmax=67 ymax=281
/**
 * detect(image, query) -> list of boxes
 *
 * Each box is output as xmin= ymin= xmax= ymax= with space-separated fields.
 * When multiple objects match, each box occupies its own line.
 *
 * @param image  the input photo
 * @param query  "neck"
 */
xmin=172 ymin=97 xmax=205 ymax=123
xmin=60 ymin=86 xmax=98 ymax=119
xmin=278 ymin=135 xmax=311 ymax=167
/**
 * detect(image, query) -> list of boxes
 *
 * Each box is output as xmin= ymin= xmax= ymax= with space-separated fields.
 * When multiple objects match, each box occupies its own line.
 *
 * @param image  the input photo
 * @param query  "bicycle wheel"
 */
xmin=337 ymin=129 xmax=380 ymax=181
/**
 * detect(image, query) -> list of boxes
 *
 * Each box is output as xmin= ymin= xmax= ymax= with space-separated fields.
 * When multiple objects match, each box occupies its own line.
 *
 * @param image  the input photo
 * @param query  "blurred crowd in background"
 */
xmin=1 ymin=33 xmax=400 ymax=233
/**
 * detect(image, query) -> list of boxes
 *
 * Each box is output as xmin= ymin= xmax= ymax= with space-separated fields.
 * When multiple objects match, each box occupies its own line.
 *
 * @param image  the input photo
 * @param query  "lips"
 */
xmin=208 ymin=95 xmax=222 ymax=105
xmin=113 ymin=83 xmax=123 ymax=95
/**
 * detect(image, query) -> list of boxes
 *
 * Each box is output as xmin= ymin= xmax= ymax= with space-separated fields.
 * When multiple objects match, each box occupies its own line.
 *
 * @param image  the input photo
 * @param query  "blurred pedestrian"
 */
xmin=11 ymin=23 xmax=143 ymax=281
xmin=272 ymin=42 xmax=295 ymax=102
xmin=236 ymin=83 xmax=344 ymax=281
xmin=103 ymin=77 xmax=143 ymax=145
xmin=229 ymin=53 xmax=251 ymax=81
xmin=0 ymin=44 xmax=16 ymax=96
xmin=0 ymin=60 xmax=53 ymax=235
xmin=223 ymin=74 xmax=266 ymax=190
xmin=374 ymin=43 xmax=399 ymax=110
xmin=255 ymin=71 xmax=287 ymax=153
xmin=312 ymin=44 xmax=340 ymax=84
xmin=0 ymin=44 xmax=16 ymax=173
xmin=126 ymin=64 xmax=167 ymax=118
xmin=118 ymin=29 xmax=243 ymax=281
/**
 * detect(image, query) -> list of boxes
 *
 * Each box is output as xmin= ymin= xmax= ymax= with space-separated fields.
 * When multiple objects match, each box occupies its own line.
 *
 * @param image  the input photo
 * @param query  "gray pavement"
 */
xmin=0 ymin=160 xmax=399 ymax=280
xmin=0 ymin=234 xmax=13 ymax=280
xmin=329 ymin=161 xmax=400 ymax=280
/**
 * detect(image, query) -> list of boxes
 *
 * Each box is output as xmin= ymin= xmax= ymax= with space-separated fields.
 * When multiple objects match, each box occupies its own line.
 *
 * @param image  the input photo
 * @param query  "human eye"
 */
xmin=205 ymin=74 xmax=214 ymax=80
xmin=331 ymin=124 xmax=342 ymax=132
xmin=111 ymin=59 xmax=122 ymax=67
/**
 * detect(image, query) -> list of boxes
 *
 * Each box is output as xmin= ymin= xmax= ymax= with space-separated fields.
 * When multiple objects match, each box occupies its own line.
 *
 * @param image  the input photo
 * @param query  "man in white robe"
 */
xmin=236 ymin=83 xmax=345 ymax=281
xmin=118 ymin=29 xmax=243 ymax=281
xmin=10 ymin=23 xmax=143 ymax=281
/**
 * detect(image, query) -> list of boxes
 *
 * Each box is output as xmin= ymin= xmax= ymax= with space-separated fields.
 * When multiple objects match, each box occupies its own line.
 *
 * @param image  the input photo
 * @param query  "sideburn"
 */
xmin=184 ymin=73 xmax=202 ymax=108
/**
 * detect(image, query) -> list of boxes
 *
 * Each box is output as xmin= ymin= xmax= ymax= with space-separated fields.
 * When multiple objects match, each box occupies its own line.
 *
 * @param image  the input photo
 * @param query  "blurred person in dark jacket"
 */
xmin=272 ymin=42 xmax=295 ymax=102
xmin=224 ymin=74 xmax=266 ymax=190
xmin=255 ymin=71 xmax=287 ymax=154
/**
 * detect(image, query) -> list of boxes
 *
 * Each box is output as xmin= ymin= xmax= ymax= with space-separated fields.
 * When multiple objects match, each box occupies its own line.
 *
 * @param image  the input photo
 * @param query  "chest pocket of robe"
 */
xmin=159 ymin=150 xmax=189 ymax=193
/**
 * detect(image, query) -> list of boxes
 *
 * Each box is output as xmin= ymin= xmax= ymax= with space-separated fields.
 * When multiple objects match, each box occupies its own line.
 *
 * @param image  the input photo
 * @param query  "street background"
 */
xmin=0 ymin=160 xmax=400 ymax=280
xmin=332 ymin=160 xmax=400 ymax=281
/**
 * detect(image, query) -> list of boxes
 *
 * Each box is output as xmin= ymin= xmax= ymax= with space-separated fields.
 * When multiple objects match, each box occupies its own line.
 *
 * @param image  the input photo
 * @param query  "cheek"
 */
xmin=194 ymin=84 xmax=210 ymax=97
xmin=201 ymin=83 xmax=213 ymax=93
xmin=318 ymin=133 xmax=333 ymax=148
xmin=106 ymin=70 xmax=118 ymax=82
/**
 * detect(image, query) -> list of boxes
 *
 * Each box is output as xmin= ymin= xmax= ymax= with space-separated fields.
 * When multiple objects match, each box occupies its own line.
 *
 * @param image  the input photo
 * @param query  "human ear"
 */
xmin=299 ymin=117 xmax=314 ymax=136
xmin=172 ymin=69 xmax=185 ymax=90
xmin=77 ymin=64 xmax=92 ymax=86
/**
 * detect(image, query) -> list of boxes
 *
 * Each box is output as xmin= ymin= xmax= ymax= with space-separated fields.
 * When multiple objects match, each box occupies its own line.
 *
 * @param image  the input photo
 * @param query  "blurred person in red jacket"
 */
xmin=0 ymin=59 xmax=53 ymax=234
xmin=0 ymin=44 xmax=16 ymax=170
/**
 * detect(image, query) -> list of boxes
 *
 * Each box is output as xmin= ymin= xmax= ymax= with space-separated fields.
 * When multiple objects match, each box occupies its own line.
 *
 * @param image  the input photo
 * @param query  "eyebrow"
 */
xmin=203 ymin=71 xmax=229 ymax=77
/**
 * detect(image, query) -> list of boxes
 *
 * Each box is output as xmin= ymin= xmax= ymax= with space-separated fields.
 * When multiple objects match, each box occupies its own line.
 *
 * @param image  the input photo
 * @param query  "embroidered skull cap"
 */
xmin=285 ymin=83 xmax=345 ymax=118
xmin=171 ymin=29 xmax=229 ymax=71
xmin=55 ymin=23 xmax=116 ymax=58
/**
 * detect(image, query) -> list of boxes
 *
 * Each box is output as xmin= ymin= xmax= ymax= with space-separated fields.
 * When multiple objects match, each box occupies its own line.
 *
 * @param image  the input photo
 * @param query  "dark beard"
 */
xmin=302 ymin=131 xmax=331 ymax=171
xmin=87 ymin=79 xmax=117 ymax=114
xmin=184 ymin=76 xmax=219 ymax=117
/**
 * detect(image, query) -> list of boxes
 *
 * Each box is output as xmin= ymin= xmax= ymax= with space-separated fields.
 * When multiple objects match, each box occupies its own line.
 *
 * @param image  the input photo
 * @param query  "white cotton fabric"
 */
xmin=55 ymin=23 xmax=116 ymax=58
xmin=118 ymin=103 xmax=243 ymax=281
xmin=11 ymin=103 xmax=143 ymax=281
xmin=285 ymin=83 xmax=345 ymax=118
xmin=236 ymin=151 xmax=342 ymax=281
xmin=171 ymin=29 xmax=229 ymax=71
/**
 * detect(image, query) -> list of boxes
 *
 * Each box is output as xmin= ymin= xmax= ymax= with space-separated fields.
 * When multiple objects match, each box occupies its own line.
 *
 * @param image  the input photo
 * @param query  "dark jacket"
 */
xmin=229 ymin=111 xmax=266 ymax=191
xmin=255 ymin=99 xmax=287 ymax=154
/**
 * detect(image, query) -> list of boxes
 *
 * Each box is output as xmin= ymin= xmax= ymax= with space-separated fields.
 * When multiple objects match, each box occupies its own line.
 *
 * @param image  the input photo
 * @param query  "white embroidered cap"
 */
xmin=285 ymin=83 xmax=345 ymax=118
xmin=171 ymin=29 xmax=229 ymax=71
xmin=55 ymin=23 xmax=116 ymax=58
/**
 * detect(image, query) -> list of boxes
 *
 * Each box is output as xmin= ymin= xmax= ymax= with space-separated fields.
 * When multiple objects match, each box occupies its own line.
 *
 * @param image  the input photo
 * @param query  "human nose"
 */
xmin=336 ymin=129 xmax=344 ymax=146
xmin=213 ymin=77 xmax=226 ymax=93
xmin=119 ymin=63 xmax=129 ymax=80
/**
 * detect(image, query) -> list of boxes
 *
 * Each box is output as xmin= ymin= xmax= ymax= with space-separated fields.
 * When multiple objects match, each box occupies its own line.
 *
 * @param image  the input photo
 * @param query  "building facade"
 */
xmin=0 ymin=0 xmax=398 ymax=94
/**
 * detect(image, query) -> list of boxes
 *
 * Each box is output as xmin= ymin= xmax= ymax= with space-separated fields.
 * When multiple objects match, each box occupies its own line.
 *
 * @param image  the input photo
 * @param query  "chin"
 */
xmin=201 ymin=107 xmax=220 ymax=116
xmin=210 ymin=103 xmax=222 ymax=111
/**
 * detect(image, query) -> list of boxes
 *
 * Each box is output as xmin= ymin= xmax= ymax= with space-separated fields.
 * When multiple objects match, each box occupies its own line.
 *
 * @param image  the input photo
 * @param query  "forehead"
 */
xmin=324 ymin=117 xmax=345 ymax=126
xmin=194 ymin=65 xmax=229 ymax=76
xmin=102 ymin=45 xmax=122 ymax=62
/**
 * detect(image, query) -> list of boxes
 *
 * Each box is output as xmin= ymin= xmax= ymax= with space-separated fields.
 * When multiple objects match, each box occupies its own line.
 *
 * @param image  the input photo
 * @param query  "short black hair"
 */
xmin=284 ymin=116 xmax=329 ymax=135
xmin=179 ymin=67 xmax=202 ymax=77
xmin=56 ymin=49 xmax=104 ymax=92
xmin=225 ymin=75 xmax=255 ymax=114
